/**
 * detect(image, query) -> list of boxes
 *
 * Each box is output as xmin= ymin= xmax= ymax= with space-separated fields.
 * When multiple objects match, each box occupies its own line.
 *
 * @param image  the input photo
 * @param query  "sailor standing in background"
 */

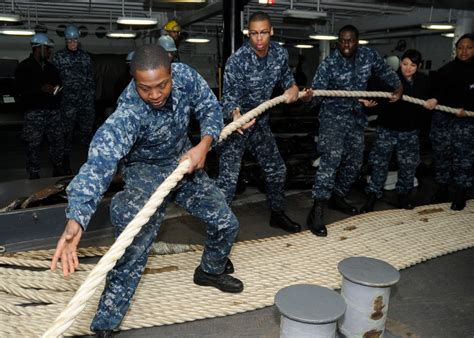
xmin=52 ymin=25 xmax=95 ymax=174
xmin=15 ymin=33 xmax=65 ymax=179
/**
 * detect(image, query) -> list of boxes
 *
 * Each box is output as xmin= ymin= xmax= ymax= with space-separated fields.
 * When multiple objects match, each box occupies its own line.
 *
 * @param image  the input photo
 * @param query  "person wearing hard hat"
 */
xmin=52 ymin=24 xmax=95 ymax=175
xmin=158 ymin=35 xmax=178 ymax=62
xmin=14 ymin=33 xmax=65 ymax=179
xmin=164 ymin=19 xmax=181 ymax=43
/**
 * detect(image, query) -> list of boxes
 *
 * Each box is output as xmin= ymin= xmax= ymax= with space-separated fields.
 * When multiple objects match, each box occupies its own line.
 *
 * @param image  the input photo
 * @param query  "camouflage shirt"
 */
xmin=311 ymin=46 xmax=401 ymax=127
xmin=66 ymin=63 xmax=223 ymax=229
xmin=52 ymin=47 xmax=95 ymax=97
xmin=222 ymin=41 xmax=295 ymax=124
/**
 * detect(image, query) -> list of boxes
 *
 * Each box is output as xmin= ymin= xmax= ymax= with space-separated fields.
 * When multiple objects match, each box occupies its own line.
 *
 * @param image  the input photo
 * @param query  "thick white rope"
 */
xmin=43 ymin=89 xmax=471 ymax=337
xmin=310 ymin=89 xmax=474 ymax=116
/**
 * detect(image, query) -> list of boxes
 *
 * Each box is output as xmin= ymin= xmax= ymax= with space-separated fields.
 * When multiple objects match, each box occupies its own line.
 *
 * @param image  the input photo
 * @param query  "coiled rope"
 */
xmin=42 ymin=89 xmax=472 ymax=337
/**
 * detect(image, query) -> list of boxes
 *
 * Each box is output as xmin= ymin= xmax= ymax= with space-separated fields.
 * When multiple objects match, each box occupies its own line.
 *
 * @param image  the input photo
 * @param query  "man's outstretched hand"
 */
xmin=50 ymin=219 xmax=83 ymax=277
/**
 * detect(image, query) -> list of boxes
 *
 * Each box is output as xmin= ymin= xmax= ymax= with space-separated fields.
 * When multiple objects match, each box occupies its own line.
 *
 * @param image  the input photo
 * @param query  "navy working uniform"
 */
xmin=366 ymin=70 xmax=432 ymax=198
xmin=430 ymin=58 xmax=474 ymax=192
xmin=65 ymin=63 xmax=239 ymax=331
xmin=216 ymin=41 xmax=295 ymax=211
xmin=310 ymin=46 xmax=401 ymax=201
xmin=15 ymin=53 xmax=64 ymax=178
xmin=52 ymin=46 xmax=95 ymax=158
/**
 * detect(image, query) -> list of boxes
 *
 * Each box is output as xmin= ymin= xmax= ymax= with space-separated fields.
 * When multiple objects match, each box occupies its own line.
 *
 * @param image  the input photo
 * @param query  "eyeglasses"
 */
xmin=248 ymin=30 xmax=271 ymax=38
xmin=66 ymin=39 xmax=78 ymax=43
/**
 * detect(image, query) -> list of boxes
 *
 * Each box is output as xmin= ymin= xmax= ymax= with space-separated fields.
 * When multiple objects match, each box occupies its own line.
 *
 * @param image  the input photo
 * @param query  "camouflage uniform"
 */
xmin=366 ymin=128 xmax=419 ymax=198
xmin=365 ymin=71 xmax=431 ymax=198
xmin=14 ymin=54 xmax=64 ymax=176
xmin=430 ymin=58 xmax=474 ymax=190
xmin=216 ymin=41 xmax=295 ymax=211
xmin=310 ymin=46 xmax=401 ymax=200
xmin=65 ymin=63 xmax=239 ymax=331
xmin=52 ymin=47 xmax=95 ymax=155
xmin=430 ymin=111 xmax=474 ymax=189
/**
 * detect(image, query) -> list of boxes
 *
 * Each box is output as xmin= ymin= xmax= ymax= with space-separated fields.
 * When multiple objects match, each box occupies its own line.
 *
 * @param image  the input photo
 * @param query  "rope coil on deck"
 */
xmin=0 ymin=201 xmax=473 ymax=336
xmin=4 ymin=89 xmax=467 ymax=337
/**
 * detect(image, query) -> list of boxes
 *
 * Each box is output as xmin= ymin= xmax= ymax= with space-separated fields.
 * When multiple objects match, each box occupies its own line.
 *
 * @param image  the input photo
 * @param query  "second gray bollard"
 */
xmin=337 ymin=256 xmax=400 ymax=337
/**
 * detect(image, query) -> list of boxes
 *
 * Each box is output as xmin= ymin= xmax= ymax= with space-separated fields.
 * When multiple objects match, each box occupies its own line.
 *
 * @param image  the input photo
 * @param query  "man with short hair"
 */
xmin=52 ymin=25 xmax=95 ymax=174
xmin=15 ymin=33 xmax=65 ymax=179
xmin=50 ymin=45 xmax=243 ymax=337
xmin=301 ymin=25 xmax=403 ymax=236
xmin=216 ymin=11 xmax=301 ymax=233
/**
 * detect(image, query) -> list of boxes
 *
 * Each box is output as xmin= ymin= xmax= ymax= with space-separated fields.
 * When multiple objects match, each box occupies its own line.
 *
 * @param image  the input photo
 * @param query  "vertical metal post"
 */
xmin=223 ymin=0 xmax=243 ymax=66
xmin=275 ymin=284 xmax=346 ymax=338
xmin=338 ymin=257 xmax=400 ymax=337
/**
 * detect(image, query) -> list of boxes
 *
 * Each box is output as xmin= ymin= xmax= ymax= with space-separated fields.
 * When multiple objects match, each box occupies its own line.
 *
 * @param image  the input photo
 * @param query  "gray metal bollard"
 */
xmin=275 ymin=284 xmax=346 ymax=338
xmin=337 ymin=256 xmax=400 ymax=337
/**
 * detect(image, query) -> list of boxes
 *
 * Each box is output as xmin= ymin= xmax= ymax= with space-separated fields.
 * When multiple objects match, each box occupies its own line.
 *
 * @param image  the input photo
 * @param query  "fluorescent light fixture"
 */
xmin=359 ymin=39 xmax=369 ymax=45
xmin=0 ymin=13 xmax=21 ymax=22
xmin=294 ymin=44 xmax=314 ymax=49
xmin=117 ymin=17 xmax=157 ymax=25
xmin=309 ymin=34 xmax=337 ymax=40
xmin=442 ymin=32 xmax=454 ymax=38
xmin=185 ymin=37 xmax=210 ymax=43
xmin=277 ymin=41 xmax=285 ymax=46
xmin=242 ymin=28 xmax=249 ymax=35
xmin=283 ymin=9 xmax=327 ymax=20
xmin=0 ymin=28 xmax=35 ymax=36
xmin=106 ymin=31 xmax=137 ymax=38
xmin=421 ymin=23 xmax=455 ymax=30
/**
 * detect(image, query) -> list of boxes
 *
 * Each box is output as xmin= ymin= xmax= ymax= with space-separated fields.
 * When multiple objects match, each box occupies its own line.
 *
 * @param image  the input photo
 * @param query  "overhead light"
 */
xmin=242 ymin=29 xmax=249 ymax=35
xmin=106 ymin=31 xmax=137 ymax=38
xmin=258 ymin=0 xmax=275 ymax=4
xmin=294 ymin=44 xmax=314 ymax=49
xmin=359 ymin=39 xmax=369 ymax=45
xmin=0 ymin=27 xmax=35 ymax=36
xmin=185 ymin=37 xmax=210 ymax=43
xmin=117 ymin=17 xmax=157 ymax=25
xmin=421 ymin=23 xmax=455 ymax=30
xmin=442 ymin=32 xmax=454 ymax=38
xmin=283 ymin=9 xmax=327 ymax=20
xmin=277 ymin=41 xmax=285 ymax=46
xmin=0 ymin=13 xmax=21 ymax=22
xmin=309 ymin=34 xmax=337 ymax=40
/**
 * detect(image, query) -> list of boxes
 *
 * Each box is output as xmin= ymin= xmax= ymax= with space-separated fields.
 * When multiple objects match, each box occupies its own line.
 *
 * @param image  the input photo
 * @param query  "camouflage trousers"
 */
xmin=312 ymin=117 xmax=365 ymax=200
xmin=430 ymin=111 xmax=474 ymax=189
xmin=90 ymin=165 xmax=239 ymax=331
xmin=61 ymin=91 xmax=95 ymax=156
xmin=365 ymin=127 xmax=420 ymax=198
xmin=216 ymin=122 xmax=286 ymax=211
xmin=22 ymin=109 xmax=64 ymax=175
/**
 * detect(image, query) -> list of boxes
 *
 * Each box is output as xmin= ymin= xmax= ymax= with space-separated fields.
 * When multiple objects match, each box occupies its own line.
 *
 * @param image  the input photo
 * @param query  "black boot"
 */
xmin=270 ymin=210 xmax=301 ymax=233
xmin=451 ymin=188 xmax=467 ymax=211
xmin=94 ymin=330 xmax=114 ymax=338
xmin=306 ymin=199 xmax=327 ymax=237
xmin=397 ymin=193 xmax=414 ymax=210
xmin=360 ymin=193 xmax=377 ymax=213
xmin=431 ymin=185 xmax=449 ymax=204
xmin=193 ymin=266 xmax=243 ymax=293
xmin=328 ymin=194 xmax=358 ymax=215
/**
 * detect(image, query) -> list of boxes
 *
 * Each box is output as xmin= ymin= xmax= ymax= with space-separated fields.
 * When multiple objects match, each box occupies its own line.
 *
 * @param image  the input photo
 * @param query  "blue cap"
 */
xmin=65 ymin=25 xmax=80 ymax=39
